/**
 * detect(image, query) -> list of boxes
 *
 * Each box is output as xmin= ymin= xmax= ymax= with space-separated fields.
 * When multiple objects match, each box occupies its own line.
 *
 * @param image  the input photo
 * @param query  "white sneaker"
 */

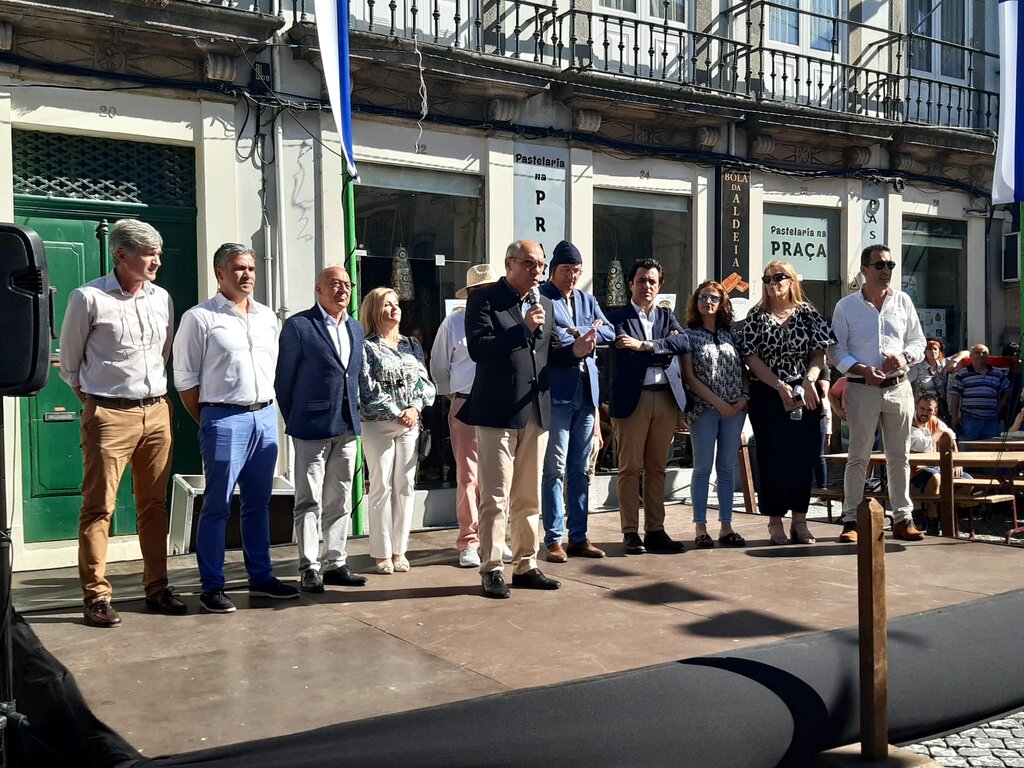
xmin=458 ymin=548 xmax=481 ymax=568
xmin=502 ymin=545 xmax=514 ymax=564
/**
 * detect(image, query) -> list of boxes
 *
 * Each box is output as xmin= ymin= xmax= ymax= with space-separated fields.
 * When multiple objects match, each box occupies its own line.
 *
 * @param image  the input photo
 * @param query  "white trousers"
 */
xmin=362 ymin=420 xmax=419 ymax=559
xmin=842 ymin=380 xmax=914 ymax=524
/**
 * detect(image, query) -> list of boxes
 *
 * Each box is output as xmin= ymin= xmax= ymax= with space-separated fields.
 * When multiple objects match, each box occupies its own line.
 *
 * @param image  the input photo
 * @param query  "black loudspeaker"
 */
xmin=0 ymin=224 xmax=50 ymax=396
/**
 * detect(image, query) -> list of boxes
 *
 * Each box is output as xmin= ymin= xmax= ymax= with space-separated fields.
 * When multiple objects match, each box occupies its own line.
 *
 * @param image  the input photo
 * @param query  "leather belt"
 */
xmin=848 ymin=373 xmax=907 ymax=388
xmin=452 ymin=392 xmax=470 ymax=400
xmin=200 ymin=401 xmax=273 ymax=412
xmin=88 ymin=394 xmax=163 ymax=409
xmin=642 ymin=384 xmax=669 ymax=392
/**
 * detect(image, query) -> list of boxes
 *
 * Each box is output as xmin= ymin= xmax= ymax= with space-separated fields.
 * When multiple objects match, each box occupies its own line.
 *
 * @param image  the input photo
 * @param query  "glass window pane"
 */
xmin=901 ymin=218 xmax=967 ymax=352
xmin=939 ymin=0 xmax=965 ymax=79
xmin=908 ymin=0 xmax=932 ymax=73
xmin=769 ymin=0 xmax=799 ymax=45
xmin=648 ymin=0 xmax=685 ymax=23
xmin=599 ymin=0 xmax=637 ymax=13
xmin=809 ymin=0 xmax=838 ymax=51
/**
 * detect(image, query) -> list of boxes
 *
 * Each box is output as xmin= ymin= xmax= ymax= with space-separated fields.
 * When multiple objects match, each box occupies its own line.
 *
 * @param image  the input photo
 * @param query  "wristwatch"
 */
xmin=641 ymin=340 xmax=654 ymax=353
xmin=805 ymin=372 xmax=818 ymax=384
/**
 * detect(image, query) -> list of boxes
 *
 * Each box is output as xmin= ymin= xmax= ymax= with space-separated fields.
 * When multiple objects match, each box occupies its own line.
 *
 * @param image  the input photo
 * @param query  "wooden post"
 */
xmin=738 ymin=434 xmax=759 ymax=516
xmin=857 ymin=497 xmax=888 ymax=761
xmin=937 ymin=432 xmax=956 ymax=538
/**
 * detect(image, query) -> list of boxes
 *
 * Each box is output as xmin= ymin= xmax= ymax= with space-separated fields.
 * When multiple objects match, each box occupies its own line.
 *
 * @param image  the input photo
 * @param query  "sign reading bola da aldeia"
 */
xmin=513 ymin=144 xmax=568 ymax=249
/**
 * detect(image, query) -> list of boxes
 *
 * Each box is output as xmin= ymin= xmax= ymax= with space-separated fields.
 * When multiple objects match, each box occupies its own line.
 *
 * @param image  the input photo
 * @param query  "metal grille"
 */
xmin=12 ymin=130 xmax=196 ymax=207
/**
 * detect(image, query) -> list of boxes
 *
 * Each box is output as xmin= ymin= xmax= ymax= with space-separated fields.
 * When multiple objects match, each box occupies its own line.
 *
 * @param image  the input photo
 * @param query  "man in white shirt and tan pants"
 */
xmin=830 ymin=244 xmax=927 ymax=543
xmin=60 ymin=218 xmax=186 ymax=628
xmin=173 ymin=242 xmax=299 ymax=613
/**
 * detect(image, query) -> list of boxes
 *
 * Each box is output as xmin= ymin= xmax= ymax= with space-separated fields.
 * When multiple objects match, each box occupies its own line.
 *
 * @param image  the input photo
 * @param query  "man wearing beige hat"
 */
xmin=431 ymin=263 xmax=500 ymax=568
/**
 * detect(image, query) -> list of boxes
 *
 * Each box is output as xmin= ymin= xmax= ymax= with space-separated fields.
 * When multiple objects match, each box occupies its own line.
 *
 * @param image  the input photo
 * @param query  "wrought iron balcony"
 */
xmin=290 ymin=0 xmax=998 ymax=134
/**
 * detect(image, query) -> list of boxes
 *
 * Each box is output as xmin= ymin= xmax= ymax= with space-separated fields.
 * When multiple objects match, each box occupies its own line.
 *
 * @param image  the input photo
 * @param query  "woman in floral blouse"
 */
xmin=680 ymin=280 xmax=749 ymax=548
xmin=359 ymin=287 xmax=436 ymax=574
xmin=740 ymin=260 xmax=834 ymax=546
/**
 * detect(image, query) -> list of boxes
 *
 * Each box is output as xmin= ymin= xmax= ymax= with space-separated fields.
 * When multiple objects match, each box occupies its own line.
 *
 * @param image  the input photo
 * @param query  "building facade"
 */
xmin=0 ymin=0 xmax=1012 ymax=570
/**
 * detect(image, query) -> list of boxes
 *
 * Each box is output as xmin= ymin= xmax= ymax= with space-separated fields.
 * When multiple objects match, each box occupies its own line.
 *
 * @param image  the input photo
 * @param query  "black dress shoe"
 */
xmin=644 ymin=529 xmax=685 ymax=554
xmin=623 ymin=532 xmax=646 ymax=554
xmin=482 ymin=571 xmax=510 ymax=599
xmin=322 ymin=565 xmax=368 ymax=587
xmin=145 ymin=586 xmax=188 ymax=615
xmin=300 ymin=569 xmax=325 ymax=593
xmin=510 ymin=568 xmax=560 ymax=590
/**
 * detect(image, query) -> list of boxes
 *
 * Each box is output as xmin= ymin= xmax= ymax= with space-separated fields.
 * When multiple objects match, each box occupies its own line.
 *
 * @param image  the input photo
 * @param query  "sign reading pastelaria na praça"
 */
xmin=513 ymin=144 xmax=567 ymax=254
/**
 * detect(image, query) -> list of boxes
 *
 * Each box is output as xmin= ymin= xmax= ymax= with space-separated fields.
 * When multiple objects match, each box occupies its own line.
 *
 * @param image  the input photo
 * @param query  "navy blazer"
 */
xmin=275 ymin=304 xmax=363 ymax=440
xmin=607 ymin=303 xmax=685 ymax=419
xmin=539 ymin=281 xmax=615 ymax=407
xmin=457 ymin=277 xmax=580 ymax=430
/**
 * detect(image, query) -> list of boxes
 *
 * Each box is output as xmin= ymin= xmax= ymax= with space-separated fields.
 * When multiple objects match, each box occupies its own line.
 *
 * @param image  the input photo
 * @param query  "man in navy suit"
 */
xmin=276 ymin=266 xmax=369 ymax=592
xmin=539 ymin=241 xmax=614 ymax=562
xmin=459 ymin=240 xmax=598 ymax=599
xmin=608 ymin=258 xmax=687 ymax=555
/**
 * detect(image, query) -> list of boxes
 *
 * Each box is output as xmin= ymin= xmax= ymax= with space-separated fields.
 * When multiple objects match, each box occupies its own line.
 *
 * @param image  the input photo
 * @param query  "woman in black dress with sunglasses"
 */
xmin=739 ymin=260 xmax=834 ymax=545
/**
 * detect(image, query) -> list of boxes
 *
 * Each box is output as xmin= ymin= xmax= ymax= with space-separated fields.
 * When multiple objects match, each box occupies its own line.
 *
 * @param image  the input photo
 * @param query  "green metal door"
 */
xmin=13 ymin=131 xmax=199 ymax=543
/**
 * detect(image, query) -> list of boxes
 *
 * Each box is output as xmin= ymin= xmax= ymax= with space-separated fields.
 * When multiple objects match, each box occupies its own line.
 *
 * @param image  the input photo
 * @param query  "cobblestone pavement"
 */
xmin=905 ymin=713 xmax=1024 ymax=767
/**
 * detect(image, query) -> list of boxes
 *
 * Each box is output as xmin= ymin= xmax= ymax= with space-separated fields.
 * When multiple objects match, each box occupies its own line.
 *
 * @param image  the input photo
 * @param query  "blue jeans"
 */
xmin=541 ymin=380 xmax=595 ymax=546
xmin=197 ymin=404 xmax=279 ymax=592
xmin=688 ymin=407 xmax=745 ymax=525
xmin=959 ymin=414 xmax=1002 ymax=441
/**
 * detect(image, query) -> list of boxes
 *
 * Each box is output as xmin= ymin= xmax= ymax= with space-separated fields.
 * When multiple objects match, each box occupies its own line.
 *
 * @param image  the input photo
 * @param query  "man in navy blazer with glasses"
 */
xmin=608 ymin=258 xmax=688 ymax=556
xmin=276 ymin=266 xmax=369 ymax=593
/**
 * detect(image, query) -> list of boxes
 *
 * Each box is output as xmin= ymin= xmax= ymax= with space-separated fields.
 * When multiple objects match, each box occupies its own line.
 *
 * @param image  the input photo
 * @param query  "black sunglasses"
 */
xmin=761 ymin=273 xmax=790 ymax=285
xmin=697 ymin=294 xmax=721 ymax=304
xmin=870 ymin=260 xmax=897 ymax=271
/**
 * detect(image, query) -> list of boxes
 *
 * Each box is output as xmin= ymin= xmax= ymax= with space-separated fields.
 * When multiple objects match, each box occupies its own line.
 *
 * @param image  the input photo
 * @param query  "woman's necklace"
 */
xmin=769 ymin=304 xmax=795 ymax=322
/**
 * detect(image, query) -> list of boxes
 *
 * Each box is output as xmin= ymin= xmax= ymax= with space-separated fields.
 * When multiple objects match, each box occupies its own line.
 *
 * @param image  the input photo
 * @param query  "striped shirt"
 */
xmin=950 ymin=366 xmax=1009 ymax=419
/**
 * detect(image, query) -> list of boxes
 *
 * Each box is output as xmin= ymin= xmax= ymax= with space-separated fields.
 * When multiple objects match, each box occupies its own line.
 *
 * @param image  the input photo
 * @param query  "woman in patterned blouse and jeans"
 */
xmin=680 ymin=280 xmax=749 ymax=548
xmin=740 ymin=261 xmax=834 ymax=545
xmin=359 ymin=287 xmax=436 ymax=574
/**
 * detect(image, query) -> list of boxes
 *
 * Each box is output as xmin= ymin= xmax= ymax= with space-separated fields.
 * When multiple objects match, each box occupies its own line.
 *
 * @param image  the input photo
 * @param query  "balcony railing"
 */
xmin=291 ymin=0 xmax=999 ymax=133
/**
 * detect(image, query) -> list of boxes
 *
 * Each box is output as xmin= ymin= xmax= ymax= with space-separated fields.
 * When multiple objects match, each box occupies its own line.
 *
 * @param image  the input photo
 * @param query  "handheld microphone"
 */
xmin=526 ymin=287 xmax=543 ymax=338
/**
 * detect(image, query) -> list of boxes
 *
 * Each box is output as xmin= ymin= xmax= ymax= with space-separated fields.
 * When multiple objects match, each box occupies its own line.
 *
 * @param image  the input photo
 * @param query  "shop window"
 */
xmin=901 ymin=218 xmax=967 ymax=353
xmin=354 ymin=167 xmax=484 ymax=489
xmin=592 ymin=190 xmax=692 ymax=315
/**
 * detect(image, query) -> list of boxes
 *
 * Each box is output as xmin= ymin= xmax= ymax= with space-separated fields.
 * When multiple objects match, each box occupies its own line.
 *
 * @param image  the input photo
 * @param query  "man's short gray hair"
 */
xmin=109 ymin=219 xmax=162 ymax=257
xmin=212 ymin=242 xmax=253 ymax=270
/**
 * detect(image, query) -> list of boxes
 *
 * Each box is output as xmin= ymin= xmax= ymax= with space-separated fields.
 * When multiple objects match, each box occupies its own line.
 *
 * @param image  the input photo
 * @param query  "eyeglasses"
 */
xmin=871 ymin=261 xmax=897 ymax=271
xmin=761 ymin=273 xmax=790 ymax=285
xmin=697 ymin=294 xmax=721 ymax=304
xmin=325 ymin=280 xmax=352 ymax=292
xmin=556 ymin=266 xmax=583 ymax=276
xmin=514 ymin=258 xmax=547 ymax=272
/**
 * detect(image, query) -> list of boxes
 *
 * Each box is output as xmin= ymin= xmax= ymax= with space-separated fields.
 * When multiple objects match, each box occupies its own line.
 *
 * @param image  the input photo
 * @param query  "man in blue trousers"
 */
xmin=539 ymin=241 xmax=615 ymax=562
xmin=173 ymin=242 xmax=299 ymax=613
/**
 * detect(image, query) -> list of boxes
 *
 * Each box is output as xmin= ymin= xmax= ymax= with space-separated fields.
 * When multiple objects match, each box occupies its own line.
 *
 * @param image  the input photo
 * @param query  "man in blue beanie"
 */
xmin=539 ymin=241 xmax=616 ymax=561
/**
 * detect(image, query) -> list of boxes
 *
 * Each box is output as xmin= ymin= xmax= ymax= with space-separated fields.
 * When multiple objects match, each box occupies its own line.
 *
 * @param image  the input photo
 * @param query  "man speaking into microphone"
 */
xmin=459 ymin=240 xmax=598 ymax=599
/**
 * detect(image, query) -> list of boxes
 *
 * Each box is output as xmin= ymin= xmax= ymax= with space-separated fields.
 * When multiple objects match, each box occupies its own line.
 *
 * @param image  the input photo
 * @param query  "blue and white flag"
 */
xmin=315 ymin=0 xmax=359 ymax=181
xmin=993 ymin=0 xmax=1024 ymax=204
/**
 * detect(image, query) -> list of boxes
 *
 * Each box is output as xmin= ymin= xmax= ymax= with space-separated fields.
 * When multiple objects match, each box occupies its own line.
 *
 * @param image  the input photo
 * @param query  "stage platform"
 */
xmin=14 ymin=507 xmax=1024 ymax=759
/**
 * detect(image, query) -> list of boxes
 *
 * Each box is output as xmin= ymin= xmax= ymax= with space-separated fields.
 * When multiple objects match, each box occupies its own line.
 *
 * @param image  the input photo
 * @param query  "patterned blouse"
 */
xmin=740 ymin=304 xmax=834 ymax=383
xmin=359 ymin=334 xmax=436 ymax=422
xmin=683 ymin=326 xmax=749 ymax=423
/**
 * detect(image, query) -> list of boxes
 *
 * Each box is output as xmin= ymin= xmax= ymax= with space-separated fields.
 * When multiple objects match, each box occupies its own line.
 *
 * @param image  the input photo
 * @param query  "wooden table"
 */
xmin=959 ymin=439 xmax=1024 ymax=452
xmin=823 ymin=443 xmax=1024 ymax=540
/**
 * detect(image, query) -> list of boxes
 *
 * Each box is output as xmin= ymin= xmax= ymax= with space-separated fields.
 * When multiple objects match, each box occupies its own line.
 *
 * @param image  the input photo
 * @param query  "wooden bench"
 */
xmin=811 ymin=486 xmax=1016 ymax=539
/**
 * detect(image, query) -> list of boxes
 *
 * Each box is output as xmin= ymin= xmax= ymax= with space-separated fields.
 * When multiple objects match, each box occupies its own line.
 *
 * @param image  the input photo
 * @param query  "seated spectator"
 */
xmin=910 ymin=394 xmax=966 ymax=536
xmin=950 ymin=344 xmax=1010 ymax=441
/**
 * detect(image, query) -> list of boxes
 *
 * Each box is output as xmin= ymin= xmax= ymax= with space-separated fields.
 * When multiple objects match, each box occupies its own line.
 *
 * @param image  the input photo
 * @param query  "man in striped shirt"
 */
xmin=950 ymin=344 xmax=1010 ymax=441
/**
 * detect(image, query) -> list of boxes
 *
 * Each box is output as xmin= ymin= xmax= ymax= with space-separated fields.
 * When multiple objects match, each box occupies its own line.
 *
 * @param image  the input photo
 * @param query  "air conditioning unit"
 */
xmin=1003 ymin=231 xmax=1021 ymax=283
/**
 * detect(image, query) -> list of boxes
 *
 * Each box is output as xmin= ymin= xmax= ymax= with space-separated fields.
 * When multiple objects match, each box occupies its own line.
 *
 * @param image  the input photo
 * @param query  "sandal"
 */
xmin=767 ymin=519 xmax=788 ymax=546
xmin=694 ymin=533 xmax=715 ymax=549
xmin=718 ymin=531 xmax=746 ymax=548
xmin=376 ymin=559 xmax=394 ymax=574
xmin=790 ymin=524 xmax=817 ymax=545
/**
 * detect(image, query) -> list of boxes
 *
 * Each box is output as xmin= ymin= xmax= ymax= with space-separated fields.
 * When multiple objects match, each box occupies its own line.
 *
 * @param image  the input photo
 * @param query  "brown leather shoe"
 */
xmin=545 ymin=542 xmax=568 ymax=563
xmin=565 ymin=539 xmax=605 ymax=558
xmin=892 ymin=520 xmax=925 ymax=541
xmin=83 ymin=600 xmax=122 ymax=628
xmin=838 ymin=522 xmax=858 ymax=543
